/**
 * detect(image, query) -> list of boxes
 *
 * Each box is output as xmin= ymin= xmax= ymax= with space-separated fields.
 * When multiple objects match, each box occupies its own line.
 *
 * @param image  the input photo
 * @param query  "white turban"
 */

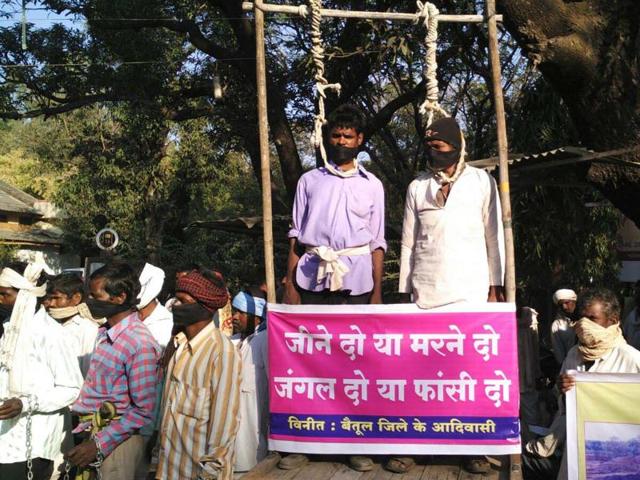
xmin=137 ymin=263 xmax=165 ymax=309
xmin=553 ymin=289 xmax=577 ymax=304
xmin=0 ymin=263 xmax=48 ymax=392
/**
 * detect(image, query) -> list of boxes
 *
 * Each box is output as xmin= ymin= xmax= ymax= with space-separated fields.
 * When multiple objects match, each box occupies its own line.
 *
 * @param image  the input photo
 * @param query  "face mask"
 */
xmin=172 ymin=303 xmax=212 ymax=327
xmin=0 ymin=303 xmax=13 ymax=319
xmin=427 ymin=147 xmax=459 ymax=171
xmin=47 ymin=305 xmax=79 ymax=320
xmin=86 ymin=298 xmax=131 ymax=319
xmin=328 ymin=144 xmax=359 ymax=165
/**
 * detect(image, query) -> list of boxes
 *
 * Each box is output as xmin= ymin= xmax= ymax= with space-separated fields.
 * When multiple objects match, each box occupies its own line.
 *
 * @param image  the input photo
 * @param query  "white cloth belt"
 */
xmin=306 ymin=245 xmax=370 ymax=291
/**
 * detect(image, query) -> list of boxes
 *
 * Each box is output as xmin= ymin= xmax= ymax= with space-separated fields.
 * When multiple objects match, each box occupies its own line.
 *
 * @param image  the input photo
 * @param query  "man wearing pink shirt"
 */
xmin=284 ymin=104 xmax=386 ymax=307
xmin=281 ymin=105 xmax=386 ymax=472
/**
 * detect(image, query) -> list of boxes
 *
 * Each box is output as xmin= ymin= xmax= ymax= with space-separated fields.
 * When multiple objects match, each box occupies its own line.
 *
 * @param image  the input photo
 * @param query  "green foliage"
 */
xmin=0 ymin=109 xmax=275 ymax=289
xmin=0 ymin=0 xmax=630 ymax=302
xmin=0 ymin=245 xmax=17 ymax=265
xmin=507 ymin=77 xmax=621 ymax=306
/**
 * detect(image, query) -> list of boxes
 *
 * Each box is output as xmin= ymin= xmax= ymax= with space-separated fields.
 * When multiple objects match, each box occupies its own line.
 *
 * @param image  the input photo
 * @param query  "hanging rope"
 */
xmin=415 ymin=1 xmax=465 ymax=183
xmin=414 ymin=1 xmax=448 ymax=126
xmin=308 ymin=0 xmax=361 ymax=178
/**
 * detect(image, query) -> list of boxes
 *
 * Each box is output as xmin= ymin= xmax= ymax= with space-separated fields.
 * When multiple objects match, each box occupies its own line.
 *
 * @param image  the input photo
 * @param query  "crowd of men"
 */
xmin=0 ymin=104 xmax=638 ymax=480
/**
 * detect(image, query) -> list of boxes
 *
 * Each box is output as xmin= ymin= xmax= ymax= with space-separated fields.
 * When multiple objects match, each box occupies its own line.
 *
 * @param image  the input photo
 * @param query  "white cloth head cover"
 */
xmin=137 ymin=263 xmax=165 ymax=309
xmin=0 ymin=264 xmax=48 ymax=393
xmin=553 ymin=289 xmax=577 ymax=304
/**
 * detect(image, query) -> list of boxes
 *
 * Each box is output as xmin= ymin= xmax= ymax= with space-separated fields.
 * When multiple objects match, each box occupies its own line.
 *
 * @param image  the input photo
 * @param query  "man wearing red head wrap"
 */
xmin=156 ymin=268 xmax=241 ymax=480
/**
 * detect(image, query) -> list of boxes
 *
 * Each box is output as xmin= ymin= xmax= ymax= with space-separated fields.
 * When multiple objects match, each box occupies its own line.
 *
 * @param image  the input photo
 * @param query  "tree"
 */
xmin=499 ymin=0 xmax=640 ymax=226
xmin=0 ymin=1 xmax=522 ymax=207
xmin=0 ymin=0 xmax=633 ymax=298
xmin=0 ymin=109 xmax=285 ymax=287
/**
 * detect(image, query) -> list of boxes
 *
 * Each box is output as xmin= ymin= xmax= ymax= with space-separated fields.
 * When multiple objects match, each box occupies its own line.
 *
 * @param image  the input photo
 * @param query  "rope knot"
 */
xmin=414 ymin=1 xmax=439 ymax=27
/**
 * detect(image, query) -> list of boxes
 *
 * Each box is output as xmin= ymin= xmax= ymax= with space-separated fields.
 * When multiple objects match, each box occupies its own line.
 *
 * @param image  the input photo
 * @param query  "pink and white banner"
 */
xmin=268 ymin=303 xmax=521 ymax=455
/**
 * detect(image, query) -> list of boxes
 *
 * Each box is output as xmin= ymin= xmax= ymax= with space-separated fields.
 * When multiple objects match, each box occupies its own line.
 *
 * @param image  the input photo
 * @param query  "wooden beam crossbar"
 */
xmin=251 ymin=0 xmax=514 ymax=311
xmin=242 ymin=1 xmax=503 ymax=22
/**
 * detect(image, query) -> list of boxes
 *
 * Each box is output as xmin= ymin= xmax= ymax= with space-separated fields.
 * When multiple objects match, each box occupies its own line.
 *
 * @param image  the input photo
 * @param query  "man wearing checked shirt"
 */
xmin=66 ymin=262 xmax=161 ymax=480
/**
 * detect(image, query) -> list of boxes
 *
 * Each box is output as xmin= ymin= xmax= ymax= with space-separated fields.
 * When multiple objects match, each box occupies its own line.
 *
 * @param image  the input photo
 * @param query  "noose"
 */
xmin=415 ymin=1 xmax=466 ymax=183
xmin=308 ymin=0 xmax=361 ymax=178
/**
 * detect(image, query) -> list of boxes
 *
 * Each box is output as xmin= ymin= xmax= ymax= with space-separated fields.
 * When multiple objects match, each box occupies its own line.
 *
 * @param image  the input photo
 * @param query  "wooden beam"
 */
xmin=254 ymin=0 xmax=277 ymax=303
xmin=242 ymin=2 xmax=503 ymax=22
xmin=486 ymin=0 xmax=515 ymax=304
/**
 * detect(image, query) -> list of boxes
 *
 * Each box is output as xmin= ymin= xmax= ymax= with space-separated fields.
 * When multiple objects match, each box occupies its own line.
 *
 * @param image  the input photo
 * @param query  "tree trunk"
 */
xmin=500 ymin=0 xmax=640 ymax=225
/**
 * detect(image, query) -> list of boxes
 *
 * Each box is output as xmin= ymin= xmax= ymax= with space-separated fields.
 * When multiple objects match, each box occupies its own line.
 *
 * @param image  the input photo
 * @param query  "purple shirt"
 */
xmin=72 ymin=312 xmax=161 ymax=456
xmin=288 ymin=163 xmax=386 ymax=295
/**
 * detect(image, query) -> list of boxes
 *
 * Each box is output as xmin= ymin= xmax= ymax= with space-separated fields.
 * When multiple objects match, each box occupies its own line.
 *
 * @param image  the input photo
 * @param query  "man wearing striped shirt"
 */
xmin=156 ymin=268 xmax=241 ymax=480
xmin=66 ymin=262 xmax=161 ymax=480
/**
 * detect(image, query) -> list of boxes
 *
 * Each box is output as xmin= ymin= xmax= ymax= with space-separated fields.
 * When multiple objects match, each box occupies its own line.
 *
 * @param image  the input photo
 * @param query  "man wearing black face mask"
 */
xmin=282 ymin=104 xmax=387 ymax=473
xmin=399 ymin=116 xmax=505 ymax=309
xmin=67 ymin=262 xmax=161 ymax=480
xmin=284 ymin=104 xmax=386 ymax=308
xmin=396 ymin=116 xmax=505 ymax=475
xmin=156 ymin=268 xmax=241 ymax=480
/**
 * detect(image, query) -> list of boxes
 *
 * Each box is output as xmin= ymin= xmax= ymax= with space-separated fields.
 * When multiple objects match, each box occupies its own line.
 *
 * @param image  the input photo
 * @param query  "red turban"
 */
xmin=176 ymin=270 xmax=228 ymax=312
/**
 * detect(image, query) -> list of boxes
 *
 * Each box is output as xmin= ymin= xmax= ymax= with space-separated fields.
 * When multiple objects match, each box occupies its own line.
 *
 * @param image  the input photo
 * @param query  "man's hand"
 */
xmin=0 ymin=398 xmax=23 ymax=419
xmin=487 ymin=285 xmax=506 ymax=302
xmin=558 ymin=373 xmax=576 ymax=394
xmin=283 ymin=280 xmax=301 ymax=305
xmin=369 ymin=291 xmax=383 ymax=304
xmin=66 ymin=438 xmax=99 ymax=468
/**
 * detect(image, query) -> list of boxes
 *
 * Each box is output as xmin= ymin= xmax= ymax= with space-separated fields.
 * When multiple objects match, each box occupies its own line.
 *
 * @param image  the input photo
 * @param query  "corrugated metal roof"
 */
xmin=0 ymin=180 xmax=40 ymax=215
xmin=0 ymin=225 xmax=63 ymax=246
xmin=469 ymin=145 xmax=640 ymax=172
xmin=468 ymin=147 xmax=593 ymax=171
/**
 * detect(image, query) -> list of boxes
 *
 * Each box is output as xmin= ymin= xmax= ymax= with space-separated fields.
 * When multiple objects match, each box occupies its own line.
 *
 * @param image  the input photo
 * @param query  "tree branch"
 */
xmin=89 ymin=18 xmax=237 ymax=61
xmin=364 ymin=80 xmax=426 ymax=139
xmin=0 ymin=94 xmax=118 ymax=119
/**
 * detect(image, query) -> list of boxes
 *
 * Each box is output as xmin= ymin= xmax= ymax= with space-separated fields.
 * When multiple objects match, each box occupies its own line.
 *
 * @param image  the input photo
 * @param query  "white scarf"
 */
xmin=48 ymin=303 xmax=102 ymax=324
xmin=0 ymin=265 xmax=47 ymax=392
xmin=575 ymin=317 xmax=625 ymax=362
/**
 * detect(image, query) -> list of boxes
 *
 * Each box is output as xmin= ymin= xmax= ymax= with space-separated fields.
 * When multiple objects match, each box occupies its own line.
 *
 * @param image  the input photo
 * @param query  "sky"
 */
xmin=586 ymin=421 xmax=640 ymax=443
xmin=1 ymin=1 xmax=77 ymax=29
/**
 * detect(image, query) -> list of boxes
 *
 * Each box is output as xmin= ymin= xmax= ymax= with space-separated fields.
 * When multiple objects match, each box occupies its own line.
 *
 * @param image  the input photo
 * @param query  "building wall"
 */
xmin=15 ymin=247 xmax=81 ymax=273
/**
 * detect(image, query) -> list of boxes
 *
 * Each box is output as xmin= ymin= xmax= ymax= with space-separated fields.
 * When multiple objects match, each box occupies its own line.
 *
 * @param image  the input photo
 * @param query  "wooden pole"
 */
xmin=485 ymin=0 xmax=515 ymax=305
xmin=486 ymin=2 xmax=521 ymax=478
xmin=254 ymin=0 xmax=277 ymax=303
xmin=243 ymin=2 xmax=502 ymax=22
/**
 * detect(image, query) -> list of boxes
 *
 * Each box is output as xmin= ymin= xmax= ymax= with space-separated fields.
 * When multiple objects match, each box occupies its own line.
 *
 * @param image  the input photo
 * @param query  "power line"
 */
xmin=0 ymin=16 xmax=251 ymax=23
xmin=0 ymin=58 xmax=258 ymax=69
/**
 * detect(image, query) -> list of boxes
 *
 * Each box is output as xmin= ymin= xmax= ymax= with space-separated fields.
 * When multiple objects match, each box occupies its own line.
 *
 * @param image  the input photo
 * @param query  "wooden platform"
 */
xmin=242 ymin=453 xmax=523 ymax=480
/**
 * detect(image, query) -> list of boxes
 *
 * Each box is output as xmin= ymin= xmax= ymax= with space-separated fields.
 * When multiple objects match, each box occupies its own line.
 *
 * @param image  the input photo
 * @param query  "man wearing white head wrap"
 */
xmin=137 ymin=263 xmax=173 ymax=348
xmin=0 ymin=262 xmax=83 ymax=480
xmin=134 ymin=263 xmax=173 ymax=480
xmin=551 ymin=288 xmax=578 ymax=366
xmin=230 ymin=291 xmax=269 ymax=473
